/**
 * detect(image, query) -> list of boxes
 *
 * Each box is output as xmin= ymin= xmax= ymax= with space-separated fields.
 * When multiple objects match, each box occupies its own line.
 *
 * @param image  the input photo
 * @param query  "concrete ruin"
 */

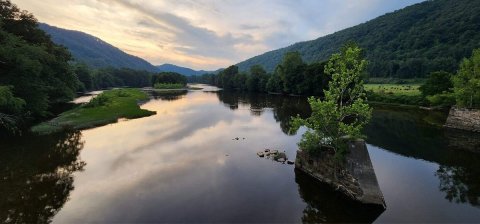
xmin=445 ymin=107 xmax=480 ymax=133
xmin=295 ymin=140 xmax=386 ymax=210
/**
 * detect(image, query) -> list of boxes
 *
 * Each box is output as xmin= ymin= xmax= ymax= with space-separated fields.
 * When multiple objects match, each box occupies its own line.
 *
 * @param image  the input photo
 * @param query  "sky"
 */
xmin=13 ymin=0 xmax=423 ymax=70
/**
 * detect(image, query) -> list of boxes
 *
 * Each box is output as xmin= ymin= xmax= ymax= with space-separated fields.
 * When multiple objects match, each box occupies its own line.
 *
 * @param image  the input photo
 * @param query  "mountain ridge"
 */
xmin=39 ymin=23 xmax=158 ymax=72
xmin=156 ymin=63 xmax=215 ymax=76
xmin=236 ymin=0 xmax=480 ymax=78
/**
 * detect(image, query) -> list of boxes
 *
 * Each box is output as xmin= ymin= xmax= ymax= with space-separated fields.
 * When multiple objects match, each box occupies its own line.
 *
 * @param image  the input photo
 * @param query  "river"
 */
xmin=1 ymin=85 xmax=479 ymax=223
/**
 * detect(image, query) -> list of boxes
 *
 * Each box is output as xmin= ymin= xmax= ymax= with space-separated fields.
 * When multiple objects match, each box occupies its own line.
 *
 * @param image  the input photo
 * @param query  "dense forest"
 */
xmin=0 ymin=0 xmax=79 ymax=131
xmin=189 ymin=51 xmax=330 ymax=96
xmin=237 ymin=0 xmax=480 ymax=78
xmin=0 ymin=0 xmax=188 ymax=133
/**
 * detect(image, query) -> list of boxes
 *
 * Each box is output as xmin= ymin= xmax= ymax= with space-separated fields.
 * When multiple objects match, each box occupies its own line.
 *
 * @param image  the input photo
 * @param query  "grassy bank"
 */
xmin=365 ymin=83 xmax=425 ymax=106
xmin=32 ymin=89 xmax=156 ymax=134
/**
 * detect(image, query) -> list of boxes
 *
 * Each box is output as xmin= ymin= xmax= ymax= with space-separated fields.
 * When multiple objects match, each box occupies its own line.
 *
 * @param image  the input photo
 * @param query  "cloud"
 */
xmin=12 ymin=0 xmax=424 ymax=70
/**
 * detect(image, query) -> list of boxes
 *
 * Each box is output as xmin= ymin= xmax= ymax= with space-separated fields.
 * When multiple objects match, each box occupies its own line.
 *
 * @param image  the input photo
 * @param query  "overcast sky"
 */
xmin=13 ymin=0 xmax=423 ymax=70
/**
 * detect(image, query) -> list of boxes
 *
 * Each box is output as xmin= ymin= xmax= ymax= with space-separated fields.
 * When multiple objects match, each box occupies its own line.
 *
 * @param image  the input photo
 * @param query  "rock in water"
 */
xmin=287 ymin=160 xmax=294 ymax=165
xmin=295 ymin=139 xmax=386 ymax=215
xmin=257 ymin=152 xmax=265 ymax=157
xmin=277 ymin=158 xmax=286 ymax=163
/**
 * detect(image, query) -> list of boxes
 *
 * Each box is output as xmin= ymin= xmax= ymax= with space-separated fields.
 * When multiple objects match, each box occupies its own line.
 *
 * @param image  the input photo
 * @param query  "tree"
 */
xmin=247 ymin=65 xmax=267 ymax=92
xmin=0 ymin=0 xmax=79 ymax=120
xmin=219 ymin=65 xmax=239 ymax=90
xmin=278 ymin=52 xmax=306 ymax=94
xmin=291 ymin=45 xmax=372 ymax=158
xmin=266 ymin=67 xmax=283 ymax=93
xmin=75 ymin=63 xmax=93 ymax=91
xmin=453 ymin=49 xmax=480 ymax=108
xmin=419 ymin=71 xmax=453 ymax=96
xmin=151 ymin=72 xmax=187 ymax=86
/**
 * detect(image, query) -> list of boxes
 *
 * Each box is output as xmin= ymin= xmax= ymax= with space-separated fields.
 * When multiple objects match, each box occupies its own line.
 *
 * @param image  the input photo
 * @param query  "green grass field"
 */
xmin=365 ymin=84 xmax=421 ymax=96
xmin=365 ymin=84 xmax=425 ymax=106
xmin=32 ymin=89 xmax=156 ymax=134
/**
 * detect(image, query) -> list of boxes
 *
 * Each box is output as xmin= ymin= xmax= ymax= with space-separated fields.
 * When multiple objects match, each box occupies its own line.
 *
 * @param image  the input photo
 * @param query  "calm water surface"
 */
xmin=1 ymin=85 xmax=479 ymax=223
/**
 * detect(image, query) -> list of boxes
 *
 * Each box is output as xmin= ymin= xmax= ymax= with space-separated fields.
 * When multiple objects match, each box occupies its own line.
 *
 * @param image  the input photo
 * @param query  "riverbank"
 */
xmin=31 ymin=89 xmax=156 ymax=134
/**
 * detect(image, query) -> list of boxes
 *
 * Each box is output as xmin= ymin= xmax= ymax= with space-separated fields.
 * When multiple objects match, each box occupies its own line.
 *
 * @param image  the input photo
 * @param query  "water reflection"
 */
xmin=0 ymin=131 xmax=85 ymax=223
xmin=295 ymin=169 xmax=384 ymax=223
xmin=365 ymin=106 xmax=480 ymax=208
xmin=216 ymin=91 xmax=311 ymax=135
xmin=2 ymin=90 xmax=480 ymax=222
xmin=150 ymin=90 xmax=188 ymax=101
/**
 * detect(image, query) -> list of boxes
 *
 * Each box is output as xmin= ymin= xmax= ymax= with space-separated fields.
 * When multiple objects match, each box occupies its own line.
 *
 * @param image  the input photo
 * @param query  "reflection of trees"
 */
xmin=151 ymin=90 xmax=188 ymax=101
xmin=436 ymin=165 xmax=480 ymax=206
xmin=295 ymin=169 xmax=384 ymax=223
xmin=0 ymin=131 xmax=85 ymax=223
xmin=365 ymin=106 xmax=480 ymax=208
xmin=216 ymin=91 xmax=311 ymax=135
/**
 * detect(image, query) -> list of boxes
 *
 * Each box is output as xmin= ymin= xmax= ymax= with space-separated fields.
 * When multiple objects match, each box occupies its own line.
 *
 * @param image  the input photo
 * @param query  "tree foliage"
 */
xmin=237 ymin=0 xmax=480 ymax=79
xmin=195 ymin=53 xmax=330 ymax=96
xmin=453 ymin=49 xmax=480 ymax=108
xmin=420 ymin=71 xmax=453 ymax=97
xmin=0 ymin=0 xmax=79 ymax=123
xmin=291 ymin=45 xmax=372 ymax=157
xmin=151 ymin=72 xmax=187 ymax=86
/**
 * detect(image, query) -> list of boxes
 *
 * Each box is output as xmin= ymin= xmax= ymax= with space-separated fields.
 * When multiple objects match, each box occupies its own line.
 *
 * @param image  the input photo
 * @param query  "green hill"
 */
xmin=236 ymin=0 xmax=480 ymax=78
xmin=39 ymin=23 xmax=158 ymax=72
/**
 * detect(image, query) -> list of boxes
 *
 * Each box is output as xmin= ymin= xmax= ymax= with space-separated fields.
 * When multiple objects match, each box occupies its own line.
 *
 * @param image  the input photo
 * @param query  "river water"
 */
xmin=1 ymin=85 xmax=479 ymax=223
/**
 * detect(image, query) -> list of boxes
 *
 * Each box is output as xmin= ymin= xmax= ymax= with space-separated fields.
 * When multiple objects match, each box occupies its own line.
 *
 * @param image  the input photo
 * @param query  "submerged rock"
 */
xmin=295 ymin=140 xmax=386 ymax=211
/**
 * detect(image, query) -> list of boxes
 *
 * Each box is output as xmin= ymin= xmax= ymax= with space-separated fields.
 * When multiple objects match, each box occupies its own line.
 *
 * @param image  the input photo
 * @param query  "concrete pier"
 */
xmin=295 ymin=140 xmax=386 ymax=209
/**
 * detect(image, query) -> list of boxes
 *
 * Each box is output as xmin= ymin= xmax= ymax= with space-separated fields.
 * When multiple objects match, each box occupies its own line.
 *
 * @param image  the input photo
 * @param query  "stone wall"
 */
xmin=295 ymin=140 xmax=386 ymax=209
xmin=445 ymin=107 xmax=480 ymax=132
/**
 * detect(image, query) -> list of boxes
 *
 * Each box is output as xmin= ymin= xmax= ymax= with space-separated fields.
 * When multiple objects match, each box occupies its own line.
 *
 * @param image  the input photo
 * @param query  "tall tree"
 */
xmin=453 ymin=49 xmax=480 ymax=108
xmin=419 ymin=71 xmax=453 ymax=96
xmin=0 ymin=0 xmax=79 ymax=120
xmin=247 ymin=65 xmax=267 ymax=92
xmin=291 ymin=45 xmax=371 ymax=158
xmin=278 ymin=52 xmax=306 ymax=94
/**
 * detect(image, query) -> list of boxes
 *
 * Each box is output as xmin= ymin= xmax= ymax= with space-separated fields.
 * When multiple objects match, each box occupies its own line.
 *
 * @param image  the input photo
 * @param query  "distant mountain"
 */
xmin=156 ymin=64 xmax=215 ymax=76
xmin=39 ymin=23 xmax=158 ymax=72
xmin=236 ymin=0 xmax=480 ymax=78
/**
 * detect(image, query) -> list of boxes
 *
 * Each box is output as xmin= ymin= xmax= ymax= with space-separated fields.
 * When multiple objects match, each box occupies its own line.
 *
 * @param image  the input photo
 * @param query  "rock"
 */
xmin=256 ymin=152 xmax=265 ymax=157
xmin=264 ymin=149 xmax=270 ymax=152
xmin=287 ymin=160 xmax=294 ymax=165
xmin=270 ymin=150 xmax=278 ymax=155
xmin=274 ymin=152 xmax=287 ymax=162
xmin=445 ymin=107 xmax=480 ymax=133
xmin=235 ymin=137 xmax=239 ymax=140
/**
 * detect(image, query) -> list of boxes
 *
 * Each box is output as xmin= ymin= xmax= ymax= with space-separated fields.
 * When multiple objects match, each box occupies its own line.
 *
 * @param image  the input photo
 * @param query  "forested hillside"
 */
xmin=156 ymin=64 xmax=213 ymax=76
xmin=40 ymin=23 xmax=158 ymax=72
xmin=237 ymin=0 xmax=480 ymax=78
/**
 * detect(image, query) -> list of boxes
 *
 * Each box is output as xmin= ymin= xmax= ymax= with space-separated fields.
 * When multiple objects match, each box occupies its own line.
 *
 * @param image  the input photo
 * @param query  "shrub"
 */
xmin=84 ymin=94 xmax=109 ymax=108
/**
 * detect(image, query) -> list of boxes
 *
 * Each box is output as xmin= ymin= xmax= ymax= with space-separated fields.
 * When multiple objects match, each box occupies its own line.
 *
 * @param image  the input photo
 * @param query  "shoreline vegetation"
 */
xmin=31 ymin=89 xmax=156 ymax=134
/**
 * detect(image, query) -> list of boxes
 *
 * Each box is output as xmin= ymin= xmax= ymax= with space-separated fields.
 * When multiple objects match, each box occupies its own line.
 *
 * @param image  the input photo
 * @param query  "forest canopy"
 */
xmin=236 ymin=0 xmax=480 ymax=79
